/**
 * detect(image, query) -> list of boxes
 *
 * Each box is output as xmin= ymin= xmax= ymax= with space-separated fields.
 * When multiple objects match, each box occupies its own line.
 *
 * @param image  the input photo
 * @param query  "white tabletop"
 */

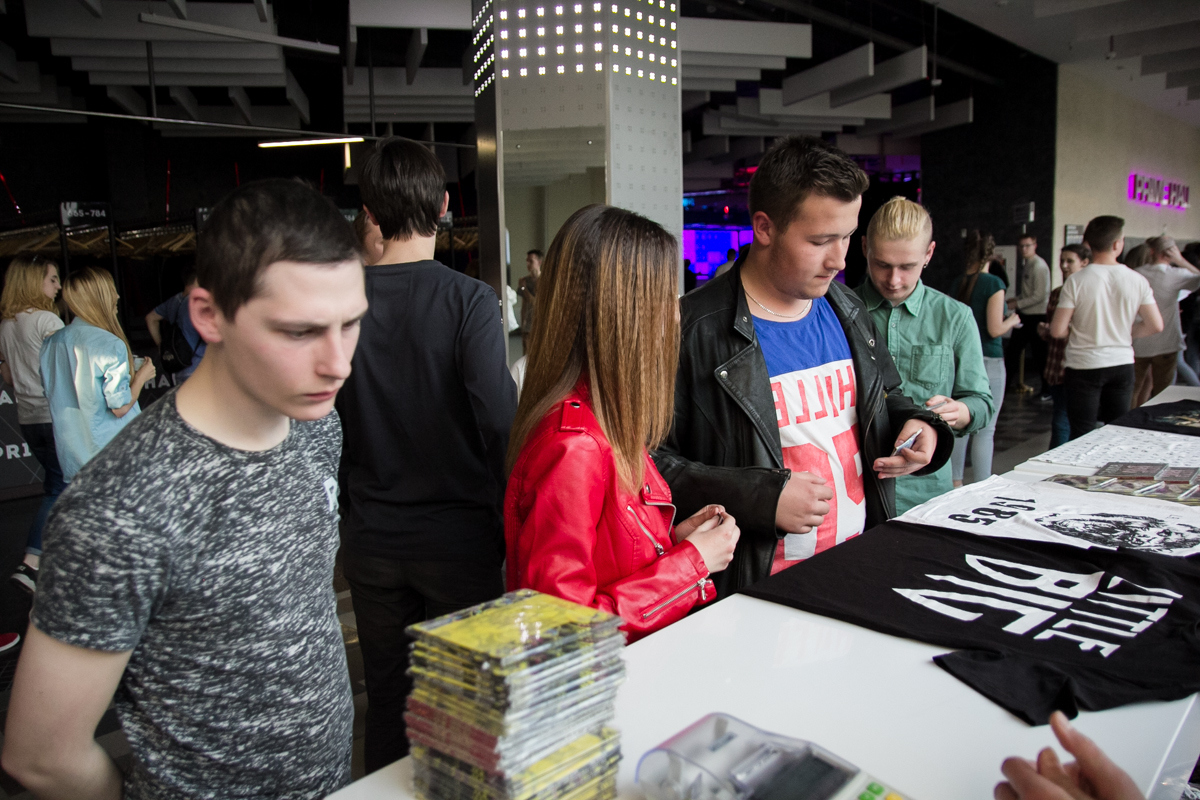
xmin=329 ymin=594 xmax=1200 ymax=800
xmin=331 ymin=388 xmax=1200 ymax=800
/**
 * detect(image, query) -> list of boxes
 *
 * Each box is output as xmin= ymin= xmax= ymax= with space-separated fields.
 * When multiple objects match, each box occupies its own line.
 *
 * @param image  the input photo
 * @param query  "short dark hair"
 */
xmin=360 ymin=137 xmax=446 ymax=240
xmin=749 ymin=136 xmax=868 ymax=229
xmin=1019 ymin=233 xmax=1036 ymax=242
xmin=1083 ymin=215 xmax=1124 ymax=253
xmin=527 ymin=249 xmax=543 ymax=258
xmin=1061 ymin=243 xmax=1091 ymax=261
xmin=197 ymin=178 xmax=360 ymax=319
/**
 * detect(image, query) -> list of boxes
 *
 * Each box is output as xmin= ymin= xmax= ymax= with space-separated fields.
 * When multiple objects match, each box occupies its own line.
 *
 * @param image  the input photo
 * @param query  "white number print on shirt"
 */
xmin=895 ymin=553 xmax=1181 ymax=658
xmin=771 ymin=358 xmax=865 ymax=560
xmin=898 ymin=474 xmax=1200 ymax=557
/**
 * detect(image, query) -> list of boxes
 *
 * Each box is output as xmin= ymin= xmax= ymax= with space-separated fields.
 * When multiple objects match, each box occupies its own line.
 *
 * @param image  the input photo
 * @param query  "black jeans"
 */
xmin=1064 ymin=364 xmax=1135 ymax=440
xmin=20 ymin=423 xmax=67 ymax=554
xmin=341 ymin=549 xmax=504 ymax=773
xmin=1007 ymin=314 xmax=1046 ymax=391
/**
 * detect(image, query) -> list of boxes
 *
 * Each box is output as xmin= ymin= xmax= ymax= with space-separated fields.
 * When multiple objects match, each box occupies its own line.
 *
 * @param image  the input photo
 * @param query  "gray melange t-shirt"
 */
xmin=33 ymin=391 xmax=353 ymax=800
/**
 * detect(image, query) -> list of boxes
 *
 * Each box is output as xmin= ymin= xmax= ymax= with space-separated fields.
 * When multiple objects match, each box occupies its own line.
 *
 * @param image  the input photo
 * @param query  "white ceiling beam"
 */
xmin=857 ymin=95 xmax=934 ymax=136
xmin=1113 ymin=21 xmax=1200 ymax=58
xmin=677 ymin=18 xmax=811 ymax=59
xmin=252 ymin=0 xmax=269 ymax=23
xmin=680 ymin=51 xmax=787 ymax=70
xmin=52 ymin=39 xmax=281 ymax=59
xmin=682 ymin=130 xmax=691 ymax=154
xmin=0 ymin=79 xmax=64 ymax=104
xmin=681 ymin=65 xmax=761 ymax=82
xmin=829 ymin=46 xmax=926 ymax=108
xmin=343 ymin=67 xmax=472 ymax=96
xmin=1033 ymin=0 xmax=1129 ymax=17
xmin=344 ymin=110 xmax=475 ymax=123
xmin=735 ymin=98 xmax=865 ymax=126
xmin=1141 ymin=47 xmax=1200 ymax=76
xmin=228 ymin=86 xmax=252 ymax=123
xmin=138 ymin=12 xmax=340 ymax=56
xmin=703 ymin=111 xmax=828 ymax=137
xmin=710 ymin=136 xmax=764 ymax=164
xmin=683 ymin=159 xmax=734 ymax=180
xmin=346 ymin=24 xmax=357 ymax=84
xmin=1165 ymin=67 xmax=1200 ymax=89
xmin=0 ymin=65 xmax=51 ymax=96
xmin=681 ymin=78 xmax=736 ymax=93
xmin=166 ymin=0 xmax=185 ymax=19
xmin=686 ymin=135 xmax=729 ymax=163
xmin=1073 ymin=0 xmax=1200 ymax=42
xmin=92 ymin=71 xmax=286 ymax=86
xmin=77 ymin=0 xmax=102 ymax=17
xmin=760 ymin=88 xmax=891 ymax=120
xmin=898 ymin=97 xmax=973 ymax=138
xmin=782 ymin=43 xmax=872 ymax=106
xmin=28 ymin=0 xmax=277 ymax=42
xmin=0 ymin=42 xmax=16 ymax=83
xmin=285 ymin=69 xmax=310 ymax=124
xmin=72 ymin=57 xmax=283 ymax=73
xmin=107 ymin=84 xmax=146 ymax=114
xmin=407 ymin=27 xmax=428 ymax=86
xmin=168 ymin=85 xmax=198 ymax=119
xmin=349 ymin=0 xmax=469 ymax=28
xmin=1189 ymin=85 xmax=1200 ymax=101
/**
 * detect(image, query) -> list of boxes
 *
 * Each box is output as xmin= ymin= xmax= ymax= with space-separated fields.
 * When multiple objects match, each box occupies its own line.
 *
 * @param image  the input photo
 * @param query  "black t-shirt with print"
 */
xmin=1112 ymin=399 xmax=1200 ymax=437
xmin=742 ymin=521 xmax=1200 ymax=725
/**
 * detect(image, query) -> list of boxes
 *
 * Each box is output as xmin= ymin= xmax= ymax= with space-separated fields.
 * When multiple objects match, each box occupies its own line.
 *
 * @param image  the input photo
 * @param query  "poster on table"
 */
xmin=1030 ymin=424 xmax=1200 ymax=470
xmin=897 ymin=474 xmax=1200 ymax=557
xmin=0 ymin=380 xmax=44 ymax=501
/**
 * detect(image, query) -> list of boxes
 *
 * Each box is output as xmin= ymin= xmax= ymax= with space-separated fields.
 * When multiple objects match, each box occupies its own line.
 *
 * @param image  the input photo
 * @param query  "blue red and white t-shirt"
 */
xmin=754 ymin=297 xmax=865 ymax=573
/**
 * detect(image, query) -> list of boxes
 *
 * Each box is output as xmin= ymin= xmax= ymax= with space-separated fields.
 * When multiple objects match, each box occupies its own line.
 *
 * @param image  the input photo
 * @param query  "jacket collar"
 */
xmin=860 ymin=278 xmax=927 ymax=317
xmin=729 ymin=248 xmax=756 ymax=342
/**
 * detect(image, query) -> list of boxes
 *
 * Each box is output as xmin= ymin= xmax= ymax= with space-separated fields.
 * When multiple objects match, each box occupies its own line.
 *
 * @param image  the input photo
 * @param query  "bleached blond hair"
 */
xmin=866 ymin=196 xmax=933 ymax=247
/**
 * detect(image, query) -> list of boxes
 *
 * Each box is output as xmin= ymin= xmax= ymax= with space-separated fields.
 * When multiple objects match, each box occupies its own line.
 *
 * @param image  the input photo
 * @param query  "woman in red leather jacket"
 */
xmin=504 ymin=205 xmax=741 ymax=641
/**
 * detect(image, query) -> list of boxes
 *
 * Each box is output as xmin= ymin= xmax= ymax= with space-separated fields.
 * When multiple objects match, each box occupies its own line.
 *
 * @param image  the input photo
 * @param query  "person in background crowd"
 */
xmin=654 ymin=136 xmax=952 ymax=598
xmin=1120 ymin=242 xmax=1151 ymax=270
xmin=995 ymin=711 xmax=1144 ymax=800
xmin=338 ymin=137 xmax=516 ymax=772
xmin=3 ymin=179 xmax=365 ymax=800
xmin=1038 ymin=244 xmax=1090 ymax=450
xmin=519 ymin=248 xmax=542 ymax=352
xmin=984 ymin=234 xmax=1009 ymax=288
xmin=354 ymin=209 xmax=385 ymax=266
xmin=0 ymin=256 xmax=65 ymax=594
xmin=855 ymin=197 xmax=993 ymax=513
xmin=40 ymin=267 xmax=156 ymax=483
xmin=1182 ymin=241 xmax=1200 ymax=380
xmin=950 ymin=231 xmax=1022 ymax=486
xmin=506 ymin=205 xmax=740 ymax=641
xmin=145 ymin=269 xmax=205 ymax=381
xmin=714 ymin=247 xmax=739 ymax=277
xmin=1131 ymin=235 xmax=1200 ymax=407
xmin=1008 ymin=234 xmax=1051 ymax=396
xmin=1051 ymin=216 xmax=1162 ymax=439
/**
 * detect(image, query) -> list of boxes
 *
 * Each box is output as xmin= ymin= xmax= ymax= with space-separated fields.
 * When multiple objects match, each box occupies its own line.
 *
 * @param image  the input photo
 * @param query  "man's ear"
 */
xmin=751 ymin=210 xmax=774 ymax=248
xmin=363 ymin=206 xmax=378 ymax=227
xmin=861 ymin=237 xmax=870 ymax=259
xmin=924 ymin=239 xmax=936 ymax=266
xmin=189 ymin=287 xmax=226 ymax=345
xmin=440 ymin=191 xmax=450 ymax=219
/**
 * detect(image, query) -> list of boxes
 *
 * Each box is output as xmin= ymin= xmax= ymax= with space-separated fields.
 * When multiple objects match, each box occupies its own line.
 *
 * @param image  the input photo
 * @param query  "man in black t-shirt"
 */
xmin=337 ymin=137 xmax=516 ymax=772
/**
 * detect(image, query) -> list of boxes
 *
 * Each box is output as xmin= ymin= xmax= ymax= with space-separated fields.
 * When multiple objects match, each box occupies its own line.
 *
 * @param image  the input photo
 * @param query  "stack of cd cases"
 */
xmin=406 ymin=590 xmax=626 ymax=800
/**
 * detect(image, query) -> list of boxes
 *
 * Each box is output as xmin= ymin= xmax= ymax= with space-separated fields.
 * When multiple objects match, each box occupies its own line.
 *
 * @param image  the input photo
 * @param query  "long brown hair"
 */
xmin=62 ymin=267 xmax=134 ymax=372
xmin=1 ymin=257 xmax=59 ymax=320
xmin=506 ymin=205 xmax=680 ymax=492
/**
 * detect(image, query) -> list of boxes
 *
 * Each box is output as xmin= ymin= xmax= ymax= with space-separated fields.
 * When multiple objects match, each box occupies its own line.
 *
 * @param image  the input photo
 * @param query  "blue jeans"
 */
xmin=20 ymin=423 xmax=66 ymax=555
xmin=951 ymin=356 xmax=1006 ymax=483
xmin=1047 ymin=383 xmax=1070 ymax=450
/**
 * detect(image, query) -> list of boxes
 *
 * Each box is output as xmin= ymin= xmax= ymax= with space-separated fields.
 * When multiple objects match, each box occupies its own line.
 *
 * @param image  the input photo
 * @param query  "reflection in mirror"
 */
xmin=502 ymin=125 xmax=605 ymax=368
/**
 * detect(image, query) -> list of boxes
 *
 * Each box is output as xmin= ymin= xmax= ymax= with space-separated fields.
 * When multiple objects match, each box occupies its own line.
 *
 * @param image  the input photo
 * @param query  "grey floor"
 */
xmin=0 ymin=386 xmax=1053 ymax=797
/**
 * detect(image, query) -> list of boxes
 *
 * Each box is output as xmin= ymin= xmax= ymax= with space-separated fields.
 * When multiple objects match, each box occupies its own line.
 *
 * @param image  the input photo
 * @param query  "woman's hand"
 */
xmin=926 ymin=395 xmax=970 ymax=431
xmin=678 ymin=506 xmax=740 ymax=573
xmin=135 ymin=359 xmax=157 ymax=386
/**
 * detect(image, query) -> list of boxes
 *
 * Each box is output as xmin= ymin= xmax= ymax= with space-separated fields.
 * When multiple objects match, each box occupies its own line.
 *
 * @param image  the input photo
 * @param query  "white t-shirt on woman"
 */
xmin=1057 ymin=263 xmax=1154 ymax=371
xmin=0 ymin=308 xmax=64 ymax=424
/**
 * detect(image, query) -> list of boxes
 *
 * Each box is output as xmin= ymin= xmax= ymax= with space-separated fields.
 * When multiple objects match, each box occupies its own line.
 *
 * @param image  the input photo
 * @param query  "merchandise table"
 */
xmin=330 ymin=388 xmax=1200 ymax=800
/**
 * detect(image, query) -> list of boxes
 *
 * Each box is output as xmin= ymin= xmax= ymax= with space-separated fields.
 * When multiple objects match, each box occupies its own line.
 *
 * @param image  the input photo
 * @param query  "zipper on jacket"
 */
xmin=642 ymin=578 xmax=708 ymax=619
xmin=627 ymin=505 xmax=665 ymax=555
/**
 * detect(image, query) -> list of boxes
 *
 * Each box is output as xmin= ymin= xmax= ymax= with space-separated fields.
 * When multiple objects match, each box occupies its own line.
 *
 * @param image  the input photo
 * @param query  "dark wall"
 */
xmin=920 ymin=32 xmax=1058 ymax=293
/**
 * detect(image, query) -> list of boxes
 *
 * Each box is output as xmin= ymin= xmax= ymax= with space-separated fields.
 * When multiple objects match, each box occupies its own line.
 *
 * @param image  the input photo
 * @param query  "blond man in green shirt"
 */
xmin=854 ymin=197 xmax=994 ymax=513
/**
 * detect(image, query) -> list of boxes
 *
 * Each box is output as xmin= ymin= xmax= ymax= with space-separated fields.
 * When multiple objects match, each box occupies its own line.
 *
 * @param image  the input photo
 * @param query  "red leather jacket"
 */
xmin=505 ymin=382 xmax=713 ymax=641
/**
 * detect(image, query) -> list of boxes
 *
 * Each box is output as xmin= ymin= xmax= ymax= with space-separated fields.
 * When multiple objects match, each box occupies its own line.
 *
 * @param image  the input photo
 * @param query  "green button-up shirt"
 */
xmin=855 ymin=279 xmax=995 ymax=514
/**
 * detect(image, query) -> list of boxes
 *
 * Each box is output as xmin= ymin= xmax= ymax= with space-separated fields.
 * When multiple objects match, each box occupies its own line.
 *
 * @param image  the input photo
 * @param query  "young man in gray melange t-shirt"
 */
xmin=2 ymin=179 xmax=369 ymax=800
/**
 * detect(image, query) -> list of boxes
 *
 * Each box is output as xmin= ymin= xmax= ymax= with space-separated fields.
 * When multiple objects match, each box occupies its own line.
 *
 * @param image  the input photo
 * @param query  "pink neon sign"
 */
xmin=1129 ymin=173 xmax=1190 ymax=210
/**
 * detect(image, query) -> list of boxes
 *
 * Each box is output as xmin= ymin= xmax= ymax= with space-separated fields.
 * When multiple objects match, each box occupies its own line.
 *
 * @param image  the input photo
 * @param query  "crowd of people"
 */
xmin=0 ymin=134 xmax=1175 ymax=800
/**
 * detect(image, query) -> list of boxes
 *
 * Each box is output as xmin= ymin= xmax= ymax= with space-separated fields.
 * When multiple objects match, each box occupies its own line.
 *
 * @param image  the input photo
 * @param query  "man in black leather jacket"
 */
xmin=654 ymin=137 xmax=953 ymax=598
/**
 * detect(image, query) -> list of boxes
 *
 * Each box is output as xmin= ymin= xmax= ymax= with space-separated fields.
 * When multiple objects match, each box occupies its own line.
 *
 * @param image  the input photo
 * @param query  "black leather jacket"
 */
xmin=653 ymin=261 xmax=954 ymax=598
